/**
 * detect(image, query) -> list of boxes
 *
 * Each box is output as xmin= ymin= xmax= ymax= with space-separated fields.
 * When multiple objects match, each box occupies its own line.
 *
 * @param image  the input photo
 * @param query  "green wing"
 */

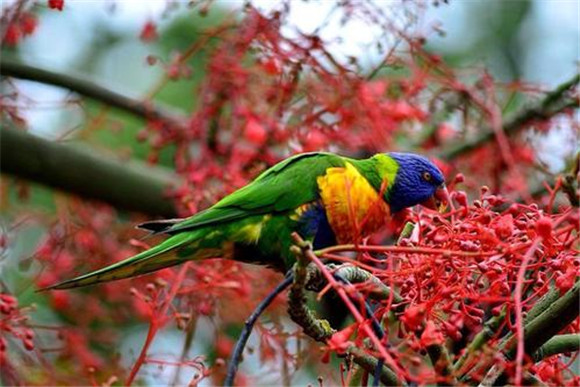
xmin=163 ymin=152 xmax=346 ymax=234
xmin=41 ymin=153 xmax=347 ymax=290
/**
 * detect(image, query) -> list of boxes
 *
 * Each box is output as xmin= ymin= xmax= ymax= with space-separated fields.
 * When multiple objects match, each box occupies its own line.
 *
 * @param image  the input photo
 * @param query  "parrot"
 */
xmin=42 ymin=152 xmax=448 ymax=290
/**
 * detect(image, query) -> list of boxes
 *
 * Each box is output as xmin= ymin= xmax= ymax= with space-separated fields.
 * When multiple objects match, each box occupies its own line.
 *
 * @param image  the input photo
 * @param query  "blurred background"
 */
xmin=1 ymin=0 xmax=578 ymax=385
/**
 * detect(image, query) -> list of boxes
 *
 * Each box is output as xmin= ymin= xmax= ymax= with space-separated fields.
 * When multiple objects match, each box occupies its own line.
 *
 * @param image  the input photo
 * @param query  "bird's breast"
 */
xmin=317 ymin=162 xmax=390 ymax=244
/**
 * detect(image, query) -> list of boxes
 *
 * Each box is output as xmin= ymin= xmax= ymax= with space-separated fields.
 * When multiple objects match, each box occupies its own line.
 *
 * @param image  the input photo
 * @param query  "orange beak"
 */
xmin=421 ymin=185 xmax=450 ymax=213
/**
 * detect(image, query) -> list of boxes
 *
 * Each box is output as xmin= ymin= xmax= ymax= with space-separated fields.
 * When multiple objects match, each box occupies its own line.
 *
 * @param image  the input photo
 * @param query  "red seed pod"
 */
xmin=51 ymin=292 xmax=70 ymax=311
xmin=48 ymin=0 xmax=64 ymax=11
xmin=140 ymin=20 xmax=158 ymax=42
xmin=20 ymin=13 xmax=38 ymax=36
xmin=24 ymin=329 xmax=35 ymax=340
xmin=535 ymin=216 xmax=553 ymax=240
xmin=244 ymin=118 xmax=267 ymax=146
xmin=477 ymin=262 xmax=489 ymax=272
xmin=3 ymin=23 xmax=20 ymax=46
xmin=506 ymin=203 xmax=519 ymax=215
xmin=23 ymin=338 xmax=34 ymax=351
xmin=0 ymin=294 xmax=17 ymax=314
xmin=492 ymin=214 xmax=514 ymax=239
xmin=453 ymin=191 xmax=468 ymax=207
xmin=442 ymin=321 xmax=462 ymax=341
xmin=303 ymin=129 xmax=327 ymax=151
xmin=402 ymin=304 xmax=426 ymax=332
xmin=458 ymin=240 xmax=480 ymax=252
xmin=484 ymin=195 xmax=500 ymax=206
xmin=555 ymin=268 xmax=576 ymax=293
xmin=454 ymin=173 xmax=465 ymax=184
xmin=167 ymin=64 xmax=180 ymax=80
xmin=476 ymin=213 xmax=492 ymax=225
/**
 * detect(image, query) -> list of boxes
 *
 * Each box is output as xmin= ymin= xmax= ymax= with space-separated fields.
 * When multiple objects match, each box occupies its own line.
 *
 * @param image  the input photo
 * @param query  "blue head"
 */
xmin=386 ymin=152 xmax=447 ymax=213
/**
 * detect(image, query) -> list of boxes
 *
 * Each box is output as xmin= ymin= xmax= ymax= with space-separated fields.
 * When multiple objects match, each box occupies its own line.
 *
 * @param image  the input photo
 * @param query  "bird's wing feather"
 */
xmin=163 ymin=152 xmax=345 ymax=234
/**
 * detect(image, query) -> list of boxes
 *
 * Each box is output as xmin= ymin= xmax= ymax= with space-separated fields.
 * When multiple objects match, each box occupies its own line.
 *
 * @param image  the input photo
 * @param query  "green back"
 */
xmin=165 ymin=152 xmax=347 ymax=233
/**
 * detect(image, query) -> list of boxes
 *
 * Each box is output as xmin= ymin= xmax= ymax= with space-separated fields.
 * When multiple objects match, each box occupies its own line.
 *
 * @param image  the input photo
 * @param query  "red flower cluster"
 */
xmin=314 ymin=179 xmax=578 ymax=385
xmin=2 ymin=12 xmax=37 ymax=46
xmin=0 ymin=293 xmax=35 ymax=384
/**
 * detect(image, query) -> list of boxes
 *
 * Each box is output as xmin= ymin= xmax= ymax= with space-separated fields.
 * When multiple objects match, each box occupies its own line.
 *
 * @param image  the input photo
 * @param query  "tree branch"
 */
xmin=347 ymin=345 xmax=403 ymax=386
xmin=0 ymin=126 xmax=181 ymax=217
xmin=453 ymin=307 xmax=506 ymax=374
xmin=532 ymin=334 xmax=580 ymax=362
xmin=1 ymin=57 xmax=188 ymax=130
xmin=504 ymin=280 xmax=580 ymax=359
xmin=469 ymin=280 xmax=580 ymax=385
xmin=288 ymin=238 xmax=405 ymax=386
xmin=440 ymin=74 xmax=579 ymax=160
xmin=287 ymin=244 xmax=336 ymax=342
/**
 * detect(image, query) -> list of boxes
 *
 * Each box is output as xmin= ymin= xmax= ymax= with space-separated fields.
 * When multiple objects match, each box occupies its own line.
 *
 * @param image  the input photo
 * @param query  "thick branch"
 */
xmin=453 ymin=307 xmax=506 ymax=374
xmin=1 ymin=57 xmax=188 ymax=130
xmin=0 ymin=127 xmax=181 ymax=217
xmin=506 ymin=280 xmax=580 ymax=359
xmin=287 ymin=244 xmax=336 ymax=342
xmin=524 ymin=287 xmax=561 ymax=324
xmin=440 ymin=74 xmax=579 ymax=160
xmin=348 ymin=346 xmax=402 ymax=386
xmin=470 ymin=281 xmax=580 ymax=385
xmin=533 ymin=334 xmax=580 ymax=362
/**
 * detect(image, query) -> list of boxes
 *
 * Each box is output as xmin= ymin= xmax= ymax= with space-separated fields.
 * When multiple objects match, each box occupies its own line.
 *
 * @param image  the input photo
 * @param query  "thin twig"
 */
xmin=224 ymin=274 xmax=294 ymax=387
xmin=126 ymin=263 xmax=191 ymax=386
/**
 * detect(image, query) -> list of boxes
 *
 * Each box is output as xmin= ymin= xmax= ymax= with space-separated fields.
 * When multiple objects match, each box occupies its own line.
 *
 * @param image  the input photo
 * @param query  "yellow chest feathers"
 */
xmin=316 ymin=162 xmax=391 ymax=244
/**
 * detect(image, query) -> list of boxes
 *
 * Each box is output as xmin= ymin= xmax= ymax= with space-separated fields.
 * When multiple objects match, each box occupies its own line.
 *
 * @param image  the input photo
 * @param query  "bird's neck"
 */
xmin=349 ymin=155 xmax=398 ymax=199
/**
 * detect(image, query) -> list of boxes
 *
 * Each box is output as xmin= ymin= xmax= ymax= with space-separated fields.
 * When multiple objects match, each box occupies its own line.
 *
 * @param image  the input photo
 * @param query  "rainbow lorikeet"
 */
xmin=44 ymin=152 xmax=448 ymax=290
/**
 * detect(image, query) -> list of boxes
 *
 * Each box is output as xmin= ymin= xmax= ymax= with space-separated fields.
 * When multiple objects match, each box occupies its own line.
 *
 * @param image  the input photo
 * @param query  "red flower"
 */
xmin=260 ymin=58 xmax=281 ymax=75
xmin=3 ymin=24 xmax=20 ymax=46
xmin=420 ymin=321 xmax=444 ymax=347
xmin=555 ymin=266 xmax=576 ymax=294
xmin=492 ymin=214 xmax=514 ymax=239
xmin=402 ymin=304 xmax=426 ymax=332
xmin=322 ymin=323 xmax=357 ymax=362
xmin=535 ymin=216 xmax=552 ymax=240
xmin=20 ymin=13 xmax=38 ymax=36
xmin=244 ymin=118 xmax=267 ymax=146
xmin=140 ymin=20 xmax=158 ymax=42
xmin=48 ymin=0 xmax=64 ymax=11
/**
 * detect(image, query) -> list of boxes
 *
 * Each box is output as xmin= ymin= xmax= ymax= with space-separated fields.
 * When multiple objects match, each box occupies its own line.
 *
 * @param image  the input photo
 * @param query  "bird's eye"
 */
xmin=422 ymin=171 xmax=432 ymax=182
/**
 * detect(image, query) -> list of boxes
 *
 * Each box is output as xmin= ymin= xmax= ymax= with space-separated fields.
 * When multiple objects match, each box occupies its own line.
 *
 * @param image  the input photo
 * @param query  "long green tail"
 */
xmin=39 ymin=233 xmax=197 ymax=291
